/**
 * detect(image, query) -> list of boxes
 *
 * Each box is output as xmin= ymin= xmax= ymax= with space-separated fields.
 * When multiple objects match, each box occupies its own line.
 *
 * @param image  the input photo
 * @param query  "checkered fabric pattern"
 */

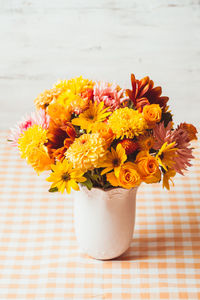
xmin=0 ymin=130 xmax=200 ymax=300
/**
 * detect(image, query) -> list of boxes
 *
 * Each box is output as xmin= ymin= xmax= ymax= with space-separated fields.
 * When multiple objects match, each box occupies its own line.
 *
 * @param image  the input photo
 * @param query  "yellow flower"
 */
xmin=46 ymin=159 xmax=86 ymax=194
xmin=101 ymin=144 xmax=127 ymax=177
xmin=136 ymin=151 xmax=161 ymax=184
xmin=143 ymin=104 xmax=162 ymax=128
xmin=72 ymin=102 xmax=111 ymax=133
xmin=18 ymin=125 xmax=48 ymax=159
xmin=18 ymin=125 xmax=53 ymax=173
xmin=108 ymin=107 xmax=147 ymax=139
xmin=53 ymin=79 xmax=69 ymax=91
xmin=138 ymin=134 xmax=155 ymax=151
xmin=156 ymin=142 xmax=177 ymax=171
xmin=55 ymin=77 xmax=94 ymax=109
xmin=163 ymin=168 xmax=176 ymax=190
xmin=65 ymin=133 xmax=107 ymax=171
xmin=54 ymin=77 xmax=94 ymax=95
xmin=34 ymin=88 xmax=61 ymax=110
xmin=107 ymin=162 xmax=141 ymax=189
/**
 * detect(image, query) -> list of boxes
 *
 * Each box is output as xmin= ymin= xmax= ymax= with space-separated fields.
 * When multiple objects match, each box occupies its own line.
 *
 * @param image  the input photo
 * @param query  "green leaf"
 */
xmin=92 ymin=174 xmax=101 ymax=182
xmin=49 ymin=187 xmax=58 ymax=193
xmin=81 ymin=178 xmax=93 ymax=190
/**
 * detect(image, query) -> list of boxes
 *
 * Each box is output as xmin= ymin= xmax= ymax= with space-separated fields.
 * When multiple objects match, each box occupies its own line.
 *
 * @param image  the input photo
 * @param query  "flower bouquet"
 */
xmin=9 ymin=74 xmax=197 ymax=259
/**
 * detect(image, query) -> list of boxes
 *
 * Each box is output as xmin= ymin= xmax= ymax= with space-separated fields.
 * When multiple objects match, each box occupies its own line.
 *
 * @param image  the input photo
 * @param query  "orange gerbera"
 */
xmin=47 ymin=121 xmax=76 ymax=161
xmin=126 ymin=74 xmax=169 ymax=109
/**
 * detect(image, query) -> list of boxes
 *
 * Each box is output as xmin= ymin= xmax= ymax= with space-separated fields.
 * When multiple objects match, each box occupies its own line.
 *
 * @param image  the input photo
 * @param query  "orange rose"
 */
xmin=136 ymin=151 xmax=161 ymax=184
xmin=143 ymin=104 xmax=162 ymax=127
xmin=107 ymin=162 xmax=141 ymax=189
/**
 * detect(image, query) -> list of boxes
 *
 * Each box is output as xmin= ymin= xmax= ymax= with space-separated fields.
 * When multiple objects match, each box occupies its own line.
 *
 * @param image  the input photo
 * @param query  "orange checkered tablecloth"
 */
xmin=0 ymin=130 xmax=200 ymax=300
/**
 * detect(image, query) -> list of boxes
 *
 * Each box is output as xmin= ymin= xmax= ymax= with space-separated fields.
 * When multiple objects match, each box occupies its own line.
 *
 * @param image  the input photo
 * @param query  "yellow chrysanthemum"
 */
xmin=72 ymin=102 xmax=111 ymax=133
xmin=108 ymin=107 xmax=147 ymax=139
xmin=156 ymin=142 xmax=177 ymax=171
xmin=101 ymin=144 xmax=127 ymax=177
xmin=55 ymin=76 xmax=94 ymax=108
xmin=138 ymin=134 xmax=155 ymax=150
xmin=46 ymin=159 xmax=86 ymax=194
xmin=34 ymin=88 xmax=61 ymax=110
xmin=53 ymin=79 xmax=69 ymax=92
xmin=54 ymin=77 xmax=94 ymax=93
xmin=18 ymin=125 xmax=53 ymax=173
xmin=65 ymin=133 xmax=107 ymax=171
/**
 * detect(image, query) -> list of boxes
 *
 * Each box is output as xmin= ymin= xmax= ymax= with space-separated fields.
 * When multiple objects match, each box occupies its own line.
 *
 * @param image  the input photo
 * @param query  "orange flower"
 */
xmin=178 ymin=123 xmax=198 ymax=142
xmin=135 ymin=97 xmax=150 ymax=112
xmin=47 ymin=121 xmax=76 ymax=161
xmin=126 ymin=74 xmax=169 ymax=109
xmin=28 ymin=148 xmax=53 ymax=174
xmin=47 ymin=102 xmax=71 ymax=124
xmin=136 ymin=151 xmax=161 ymax=184
xmin=143 ymin=104 xmax=162 ymax=128
xmin=92 ymin=122 xmax=114 ymax=146
xmin=138 ymin=134 xmax=155 ymax=151
xmin=118 ymin=139 xmax=139 ymax=155
xmin=107 ymin=162 xmax=141 ymax=189
xmin=34 ymin=88 xmax=61 ymax=110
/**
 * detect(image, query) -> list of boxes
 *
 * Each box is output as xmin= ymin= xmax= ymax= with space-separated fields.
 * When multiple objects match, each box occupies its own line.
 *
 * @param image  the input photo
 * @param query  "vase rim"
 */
xmin=80 ymin=185 xmax=139 ymax=193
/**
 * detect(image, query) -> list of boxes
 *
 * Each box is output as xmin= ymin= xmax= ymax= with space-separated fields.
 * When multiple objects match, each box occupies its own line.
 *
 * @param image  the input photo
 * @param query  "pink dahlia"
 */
xmin=9 ymin=109 xmax=50 ymax=146
xmin=93 ymin=81 xmax=127 ymax=111
xmin=153 ymin=122 xmax=194 ymax=175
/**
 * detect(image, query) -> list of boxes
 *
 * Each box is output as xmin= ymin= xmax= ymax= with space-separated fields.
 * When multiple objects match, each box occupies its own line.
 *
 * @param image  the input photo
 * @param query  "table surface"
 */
xmin=0 ymin=130 xmax=200 ymax=299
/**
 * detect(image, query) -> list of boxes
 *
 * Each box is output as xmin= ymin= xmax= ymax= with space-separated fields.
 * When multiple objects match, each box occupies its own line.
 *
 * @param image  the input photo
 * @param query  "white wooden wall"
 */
xmin=0 ymin=0 xmax=199 ymax=129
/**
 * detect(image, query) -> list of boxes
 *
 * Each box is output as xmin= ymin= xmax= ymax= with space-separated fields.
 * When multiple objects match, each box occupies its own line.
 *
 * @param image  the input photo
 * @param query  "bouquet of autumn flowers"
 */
xmin=9 ymin=75 xmax=197 ymax=193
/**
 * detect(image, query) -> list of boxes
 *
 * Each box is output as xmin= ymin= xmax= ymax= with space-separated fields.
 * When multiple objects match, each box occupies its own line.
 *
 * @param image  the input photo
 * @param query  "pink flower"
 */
xmin=153 ymin=121 xmax=173 ymax=150
xmin=32 ymin=109 xmax=50 ymax=130
xmin=9 ymin=109 xmax=50 ymax=146
xmin=93 ymin=81 xmax=127 ymax=111
xmin=153 ymin=122 xmax=194 ymax=175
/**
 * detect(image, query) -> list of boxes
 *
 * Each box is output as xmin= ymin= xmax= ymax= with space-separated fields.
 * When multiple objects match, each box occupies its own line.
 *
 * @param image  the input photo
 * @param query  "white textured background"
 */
xmin=0 ymin=0 xmax=200 ymax=129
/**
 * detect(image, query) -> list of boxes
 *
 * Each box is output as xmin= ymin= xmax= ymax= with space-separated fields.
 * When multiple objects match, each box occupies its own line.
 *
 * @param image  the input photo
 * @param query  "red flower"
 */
xmin=47 ymin=121 xmax=76 ymax=161
xmin=126 ymin=74 xmax=169 ymax=110
xmin=118 ymin=139 xmax=139 ymax=155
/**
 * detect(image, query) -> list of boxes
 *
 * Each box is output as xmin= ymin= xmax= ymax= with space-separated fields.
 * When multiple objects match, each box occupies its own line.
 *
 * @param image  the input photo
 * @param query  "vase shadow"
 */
xmin=115 ymin=227 xmax=200 ymax=261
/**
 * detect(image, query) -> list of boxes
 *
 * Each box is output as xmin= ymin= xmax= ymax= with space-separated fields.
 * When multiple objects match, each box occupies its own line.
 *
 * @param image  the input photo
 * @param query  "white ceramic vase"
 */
xmin=74 ymin=186 xmax=138 ymax=260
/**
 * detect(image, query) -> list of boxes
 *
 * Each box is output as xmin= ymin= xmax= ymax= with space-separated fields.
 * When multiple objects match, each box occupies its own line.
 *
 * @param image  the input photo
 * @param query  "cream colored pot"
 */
xmin=74 ymin=186 xmax=138 ymax=260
